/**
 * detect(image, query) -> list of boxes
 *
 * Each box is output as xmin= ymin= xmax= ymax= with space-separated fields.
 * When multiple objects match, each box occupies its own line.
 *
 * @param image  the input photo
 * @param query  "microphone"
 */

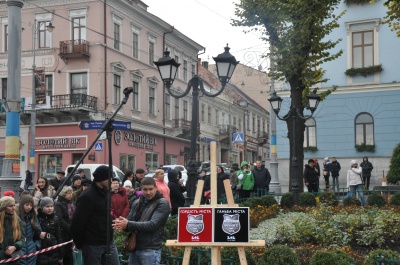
xmin=123 ymin=87 xmax=134 ymax=96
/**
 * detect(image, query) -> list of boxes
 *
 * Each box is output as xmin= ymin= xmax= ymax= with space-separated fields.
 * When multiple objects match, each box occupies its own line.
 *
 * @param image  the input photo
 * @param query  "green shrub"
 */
xmin=260 ymin=245 xmax=300 ymax=265
xmin=163 ymin=217 xmax=178 ymax=241
xmin=299 ymin=192 xmax=316 ymax=207
xmin=387 ymin=143 xmax=400 ymax=184
xmin=367 ymin=192 xmax=386 ymax=207
xmin=221 ymin=247 xmax=257 ymax=265
xmin=390 ymin=191 xmax=400 ymax=206
xmin=260 ymin=195 xmax=278 ymax=207
xmin=319 ymin=191 xmax=339 ymax=206
xmin=343 ymin=196 xmax=362 ymax=206
xmin=280 ymin=192 xmax=294 ymax=208
xmin=311 ymin=249 xmax=354 ymax=265
xmin=113 ymin=230 xmax=129 ymax=261
xmin=241 ymin=197 xmax=264 ymax=208
xmin=363 ymin=249 xmax=400 ymax=265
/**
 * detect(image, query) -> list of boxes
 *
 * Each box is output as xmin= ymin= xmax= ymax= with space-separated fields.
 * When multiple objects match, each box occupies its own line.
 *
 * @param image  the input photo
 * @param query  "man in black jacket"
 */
xmin=360 ymin=157 xmax=374 ymax=190
xmin=113 ymin=177 xmax=170 ymax=265
xmin=251 ymin=160 xmax=272 ymax=196
xmin=304 ymin=159 xmax=319 ymax=193
xmin=330 ymin=157 xmax=341 ymax=193
xmin=70 ymin=165 xmax=120 ymax=265
xmin=167 ymin=170 xmax=185 ymax=216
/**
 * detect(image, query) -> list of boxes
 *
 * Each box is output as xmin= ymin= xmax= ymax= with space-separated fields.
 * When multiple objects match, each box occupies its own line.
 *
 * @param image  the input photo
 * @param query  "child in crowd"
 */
xmin=18 ymin=193 xmax=43 ymax=265
xmin=0 ymin=196 xmax=25 ymax=265
xmin=36 ymin=197 xmax=63 ymax=265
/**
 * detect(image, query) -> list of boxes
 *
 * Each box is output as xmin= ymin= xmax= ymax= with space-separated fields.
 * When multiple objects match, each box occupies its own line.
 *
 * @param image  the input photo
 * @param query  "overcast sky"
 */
xmin=143 ymin=0 xmax=269 ymax=70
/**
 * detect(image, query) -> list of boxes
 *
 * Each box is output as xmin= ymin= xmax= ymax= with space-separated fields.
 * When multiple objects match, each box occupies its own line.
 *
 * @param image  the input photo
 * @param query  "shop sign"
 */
xmin=36 ymin=136 xmax=87 ymax=151
xmin=114 ymin=130 xmax=158 ymax=150
xmin=178 ymin=208 xmax=213 ymax=243
xmin=12 ymin=162 xmax=20 ymax=174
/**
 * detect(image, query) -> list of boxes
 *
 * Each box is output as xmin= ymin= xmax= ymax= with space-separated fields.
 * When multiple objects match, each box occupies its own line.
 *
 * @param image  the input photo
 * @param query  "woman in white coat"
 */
xmin=347 ymin=160 xmax=366 ymax=206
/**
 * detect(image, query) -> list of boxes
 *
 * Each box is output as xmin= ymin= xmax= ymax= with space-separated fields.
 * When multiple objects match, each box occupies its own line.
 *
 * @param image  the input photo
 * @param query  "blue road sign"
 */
xmin=79 ymin=121 xmax=132 ymax=130
xmin=94 ymin=142 xmax=103 ymax=152
xmin=233 ymin=133 xmax=244 ymax=144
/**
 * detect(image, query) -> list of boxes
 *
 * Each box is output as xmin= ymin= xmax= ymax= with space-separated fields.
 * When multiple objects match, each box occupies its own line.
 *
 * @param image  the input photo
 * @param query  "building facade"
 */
xmin=275 ymin=0 xmax=400 ymax=191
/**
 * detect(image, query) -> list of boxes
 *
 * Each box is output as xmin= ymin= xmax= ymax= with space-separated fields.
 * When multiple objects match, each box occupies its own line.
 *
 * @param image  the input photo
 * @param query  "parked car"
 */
xmin=65 ymin=164 xmax=125 ymax=184
xmin=145 ymin=165 xmax=188 ymax=185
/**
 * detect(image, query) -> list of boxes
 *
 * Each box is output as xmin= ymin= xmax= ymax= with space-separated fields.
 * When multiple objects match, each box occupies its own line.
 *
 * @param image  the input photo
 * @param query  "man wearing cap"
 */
xmin=134 ymin=168 xmax=145 ymax=189
xmin=71 ymin=165 xmax=120 ymax=264
xmin=50 ymin=171 xmax=66 ymax=192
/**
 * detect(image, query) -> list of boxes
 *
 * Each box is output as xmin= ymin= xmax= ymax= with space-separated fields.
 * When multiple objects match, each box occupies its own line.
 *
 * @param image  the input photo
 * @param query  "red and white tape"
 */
xmin=0 ymin=240 xmax=73 ymax=264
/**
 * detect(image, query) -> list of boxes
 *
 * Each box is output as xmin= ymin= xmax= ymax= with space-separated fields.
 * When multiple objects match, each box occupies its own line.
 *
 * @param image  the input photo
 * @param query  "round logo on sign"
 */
xmin=114 ymin=130 xmax=122 ymax=145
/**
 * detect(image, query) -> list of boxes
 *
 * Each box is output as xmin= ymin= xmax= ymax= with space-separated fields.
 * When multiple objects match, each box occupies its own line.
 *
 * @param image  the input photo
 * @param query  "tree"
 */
xmin=384 ymin=0 xmax=400 ymax=37
xmin=232 ymin=0 xmax=344 ymax=192
xmin=387 ymin=143 xmax=400 ymax=184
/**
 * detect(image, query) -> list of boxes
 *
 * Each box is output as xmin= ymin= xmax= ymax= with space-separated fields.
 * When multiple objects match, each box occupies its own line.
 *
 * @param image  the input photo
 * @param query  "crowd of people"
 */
xmin=304 ymin=156 xmax=374 ymax=206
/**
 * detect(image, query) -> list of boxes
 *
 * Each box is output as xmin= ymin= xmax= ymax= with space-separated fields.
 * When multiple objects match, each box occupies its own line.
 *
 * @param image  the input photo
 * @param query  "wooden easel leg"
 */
xmin=237 ymin=246 xmax=247 ymax=265
xmin=211 ymin=246 xmax=222 ymax=265
xmin=182 ymin=246 xmax=192 ymax=265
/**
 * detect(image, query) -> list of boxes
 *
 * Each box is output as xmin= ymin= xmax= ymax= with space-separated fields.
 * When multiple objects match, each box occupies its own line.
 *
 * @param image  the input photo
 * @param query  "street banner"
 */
xmin=34 ymin=68 xmax=46 ymax=105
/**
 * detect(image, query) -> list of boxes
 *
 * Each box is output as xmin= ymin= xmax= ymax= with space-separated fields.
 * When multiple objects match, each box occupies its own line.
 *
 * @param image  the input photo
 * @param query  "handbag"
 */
xmin=323 ymin=170 xmax=329 ymax=176
xmin=124 ymin=231 xmax=137 ymax=252
xmin=203 ymin=190 xmax=211 ymax=199
xmin=72 ymin=248 xmax=83 ymax=265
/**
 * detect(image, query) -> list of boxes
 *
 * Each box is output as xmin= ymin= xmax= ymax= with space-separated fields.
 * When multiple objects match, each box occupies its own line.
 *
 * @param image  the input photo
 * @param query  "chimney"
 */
xmin=202 ymin=61 xmax=209 ymax=69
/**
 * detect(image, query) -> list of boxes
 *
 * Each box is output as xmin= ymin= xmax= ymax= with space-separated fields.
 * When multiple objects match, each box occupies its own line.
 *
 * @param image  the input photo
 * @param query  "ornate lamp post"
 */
xmin=268 ymin=89 xmax=321 ymax=205
xmin=155 ymin=44 xmax=239 ymax=206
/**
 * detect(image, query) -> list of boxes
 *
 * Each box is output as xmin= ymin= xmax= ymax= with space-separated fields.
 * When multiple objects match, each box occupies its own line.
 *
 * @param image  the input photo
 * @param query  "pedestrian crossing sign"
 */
xmin=94 ymin=142 xmax=103 ymax=152
xmin=233 ymin=133 xmax=244 ymax=144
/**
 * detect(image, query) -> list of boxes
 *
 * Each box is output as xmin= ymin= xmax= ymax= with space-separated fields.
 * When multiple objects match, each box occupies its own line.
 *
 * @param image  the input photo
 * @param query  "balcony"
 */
xmin=59 ymin=39 xmax=90 ymax=64
xmin=173 ymin=119 xmax=191 ymax=130
xmin=219 ymin=125 xmax=237 ymax=142
xmin=257 ymin=131 xmax=269 ymax=145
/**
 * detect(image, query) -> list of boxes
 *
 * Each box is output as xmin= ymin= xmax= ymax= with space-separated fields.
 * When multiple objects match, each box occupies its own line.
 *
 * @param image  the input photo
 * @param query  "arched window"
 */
xmin=355 ymin=113 xmax=374 ymax=145
xmin=303 ymin=118 xmax=316 ymax=147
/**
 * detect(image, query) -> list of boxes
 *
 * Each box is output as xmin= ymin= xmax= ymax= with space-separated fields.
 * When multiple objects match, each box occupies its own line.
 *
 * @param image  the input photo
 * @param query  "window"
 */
xmin=238 ymin=118 xmax=242 ymax=132
xmin=38 ymin=21 xmax=51 ymax=48
xmin=148 ymin=37 xmax=155 ymax=65
xmin=201 ymin=104 xmax=205 ymax=122
xmin=175 ymin=98 xmax=179 ymax=120
xmin=304 ymin=118 xmax=316 ymax=147
xmin=247 ymin=115 xmax=250 ymax=131
xmin=215 ymin=109 xmax=219 ymax=125
xmin=175 ymin=54 xmax=180 ymax=78
xmin=114 ymin=23 xmax=120 ymax=50
xmin=113 ymin=74 xmax=121 ymax=104
xmin=132 ymin=81 xmax=139 ymax=110
xmin=355 ymin=113 xmax=374 ymax=145
xmin=257 ymin=118 xmax=261 ymax=134
xmin=352 ymin=31 xmax=373 ymax=68
xmin=183 ymin=60 xmax=188 ymax=81
xmin=149 ymin=87 xmax=155 ymax=115
xmin=1 ymin=78 xmax=7 ymax=99
xmin=191 ymin=64 xmax=196 ymax=77
xmin=233 ymin=116 xmax=237 ymax=130
xmin=252 ymin=116 xmax=256 ymax=132
xmin=72 ymin=17 xmax=86 ymax=41
xmin=145 ymin=152 xmax=159 ymax=170
xmin=222 ymin=112 xmax=225 ymax=124
xmin=165 ymin=94 xmax=170 ymax=120
xmin=71 ymin=73 xmax=87 ymax=105
xmin=183 ymin=100 xmax=188 ymax=120
xmin=208 ymin=106 xmax=212 ymax=124
xmin=39 ymin=154 xmax=62 ymax=179
xmin=120 ymin=154 xmax=135 ymax=172
xmin=165 ymin=154 xmax=178 ymax=165
xmin=4 ymin=25 xmax=8 ymax=52
xmin=132 ymin=32 xmax=139 ymax=58
xmin=45 ymin=75 xmax=53 ymax=105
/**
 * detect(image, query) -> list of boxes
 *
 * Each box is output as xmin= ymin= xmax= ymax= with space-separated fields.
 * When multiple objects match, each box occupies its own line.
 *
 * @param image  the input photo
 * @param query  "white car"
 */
xmin=145 ymin=165 xmax=188 ymax=185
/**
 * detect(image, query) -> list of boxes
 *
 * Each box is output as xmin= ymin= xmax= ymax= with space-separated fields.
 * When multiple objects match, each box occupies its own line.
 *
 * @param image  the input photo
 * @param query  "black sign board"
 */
xmin=213 ymin=207 xmax=249 ymax=243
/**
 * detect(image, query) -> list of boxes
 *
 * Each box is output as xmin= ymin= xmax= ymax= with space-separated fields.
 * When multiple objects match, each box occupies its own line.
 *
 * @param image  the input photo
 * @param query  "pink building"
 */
xmin=0 ymin=0 xmax=202 ymax=180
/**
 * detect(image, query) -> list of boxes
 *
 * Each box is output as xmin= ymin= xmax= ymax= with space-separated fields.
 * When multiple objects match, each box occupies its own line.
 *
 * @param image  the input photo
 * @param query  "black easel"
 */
xmin=53 ymin=87 xmax=133 ymax=264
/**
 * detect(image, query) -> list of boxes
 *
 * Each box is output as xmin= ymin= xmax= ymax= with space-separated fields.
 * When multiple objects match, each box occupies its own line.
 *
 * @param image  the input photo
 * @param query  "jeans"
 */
xmin=129 ymin=249 xmax=161 ymax=265
xmin=331 ymin=176 xmax=339 ymax=193
xmin=81 ymin=242 xmax=120 ymax=265
xmin=350 ymin=184 xmax=366 ymax=206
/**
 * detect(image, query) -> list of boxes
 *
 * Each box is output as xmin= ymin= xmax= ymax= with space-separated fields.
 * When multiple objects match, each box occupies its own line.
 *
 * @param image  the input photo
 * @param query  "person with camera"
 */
xmin=347 ymin=160 xmax=366 ymax=206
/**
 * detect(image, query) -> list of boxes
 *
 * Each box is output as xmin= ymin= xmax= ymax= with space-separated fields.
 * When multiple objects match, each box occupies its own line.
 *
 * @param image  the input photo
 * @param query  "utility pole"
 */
xmin=0 ymin=0 xmax=24 ymax=196
xmin=269 ymin=47 xmax=281 ymax=193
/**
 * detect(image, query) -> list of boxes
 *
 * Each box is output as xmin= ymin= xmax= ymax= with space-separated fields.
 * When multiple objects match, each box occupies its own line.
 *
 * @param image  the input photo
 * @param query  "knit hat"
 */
xmin=39 ymin=197 xmax=54 ymax=209
xmin=324 ymin=157 xmax=329 ymax=161
xmin=72 ymin=174 xmax=82 ymax=183
xmin=59 ymin=186 xmax=73 ymax=197
xmin=123 ymin=180 xmax=132 ymax=188
xmin=0 ymin=196 xmax=15 ymax=212
xmin=93 ymin=165 xmax=111 ymax=182
xmin=3 ymin=190 xmax=15 ymax=198
xmin=19 ymin=193 xmax=34 ymax=206
xmin=350 ymin=160 xmax=358 ymax=167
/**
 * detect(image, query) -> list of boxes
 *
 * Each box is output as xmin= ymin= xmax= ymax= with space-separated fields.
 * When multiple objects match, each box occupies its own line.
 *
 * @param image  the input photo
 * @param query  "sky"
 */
xmin=143 ymin=0 xmax=269 ymax=70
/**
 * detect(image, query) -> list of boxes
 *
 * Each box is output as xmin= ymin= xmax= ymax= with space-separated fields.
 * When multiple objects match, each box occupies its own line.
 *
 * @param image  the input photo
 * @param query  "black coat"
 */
xmin=70 ymin=183 xmax=113 ymax=249
xmin=330 ymin=161 xmax=341 ymax=177
xmin=360 ymin=160 xmax=373 ymax=176
xmin=251 ymin=167 xmax=272 ymax=190
xmin=217 ymin=172 xmax=230 ymax=201
xmin=55 ymin=196 xmax=72 ymax=243
xmin=36 ymin=210 xmax=62 ymax=265
xmin=304 ymin=165 xmax=319 ymax=184
xmin=168 ymin=180 xmax=185 ymax=216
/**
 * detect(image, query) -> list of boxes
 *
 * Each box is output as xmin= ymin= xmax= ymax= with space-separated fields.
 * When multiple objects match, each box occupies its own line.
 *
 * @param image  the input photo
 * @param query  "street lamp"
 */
xmin=237 ymin=100 xmax=249 ymax=161
xmin=30 ymin=19 xmax=55 ymax=181
xmin=155 ymin=44 xmax=239 ymax=206
xmin=268 ymin=89 xmax=321 ymax=205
